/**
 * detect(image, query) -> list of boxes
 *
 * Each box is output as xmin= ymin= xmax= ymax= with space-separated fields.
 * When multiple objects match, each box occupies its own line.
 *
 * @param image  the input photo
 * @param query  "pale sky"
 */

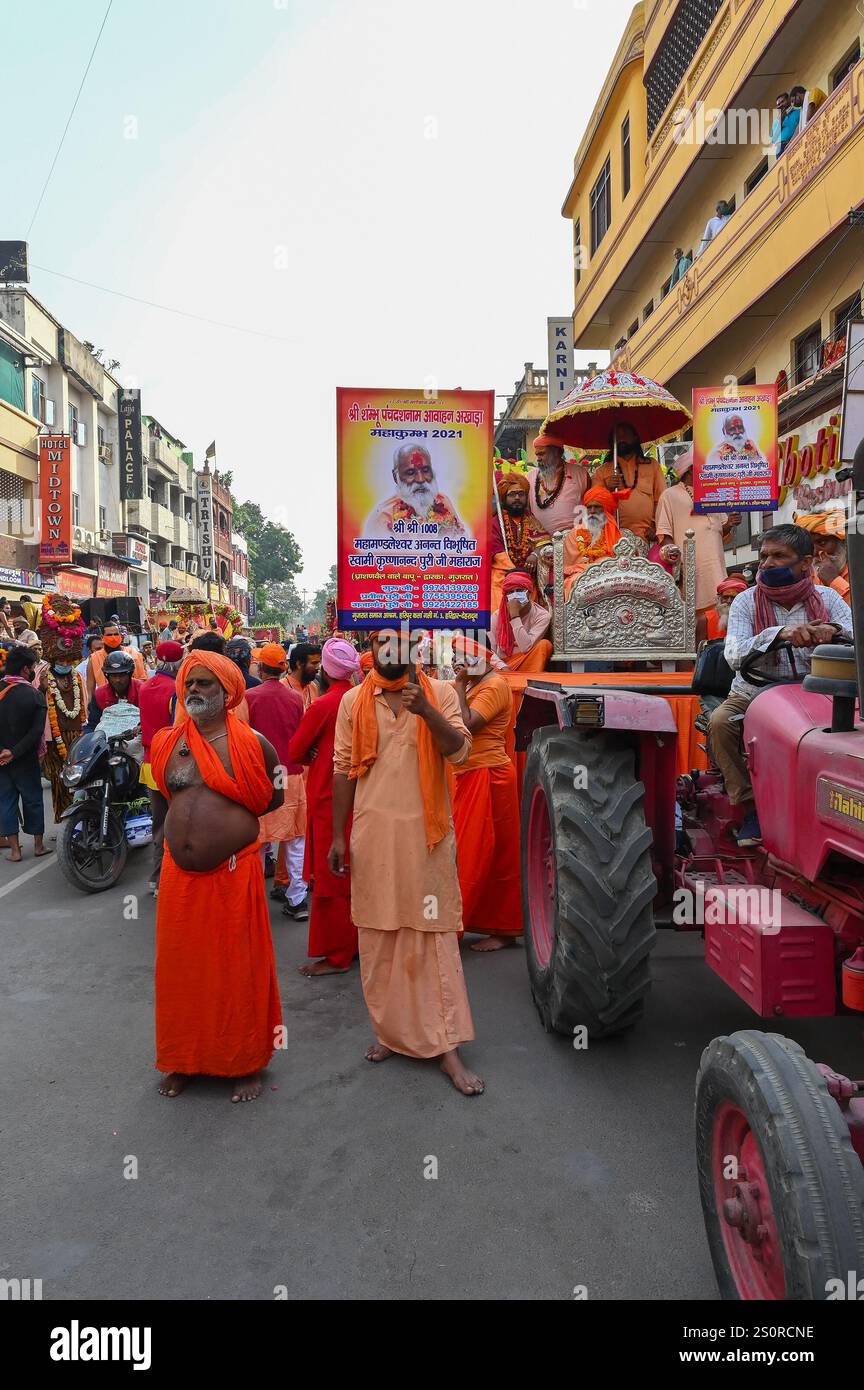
xmin=6 ymin=0 xmax=624 ymax=594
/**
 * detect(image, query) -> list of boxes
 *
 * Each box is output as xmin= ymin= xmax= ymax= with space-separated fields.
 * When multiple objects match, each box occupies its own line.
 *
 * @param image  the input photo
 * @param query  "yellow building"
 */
xmin=563 ymin=0 xmax=864 ymax=561
xmin=495 ymin=359 xmax=599 ymax=461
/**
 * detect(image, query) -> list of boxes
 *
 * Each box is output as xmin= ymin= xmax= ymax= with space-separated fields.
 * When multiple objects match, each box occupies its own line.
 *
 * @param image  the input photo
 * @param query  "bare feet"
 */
xmin=365 ymin=1042 xmax=393 ymax=1063
xmin=231 ymin=1073 xmax=262 ymax=1103
xmin=469 ymin=935 xmax=519 ymax=952
xmin=158 ymin=1073 xmax=189 ymax=1098
xmin=439 ymin=1048 xmax=485 ymax=1096
xmin=33 ymin=843 xmax=52 ymax=857
xmin=298 ymin=960 xmax=350 ymax=977
xmin=5 ymin=849 xmax=23 ymax=863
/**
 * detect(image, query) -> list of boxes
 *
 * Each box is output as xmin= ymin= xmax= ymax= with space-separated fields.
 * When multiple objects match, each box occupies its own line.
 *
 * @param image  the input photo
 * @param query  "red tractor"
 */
xmin=517 ymin=531 xmax=864 ymax=1300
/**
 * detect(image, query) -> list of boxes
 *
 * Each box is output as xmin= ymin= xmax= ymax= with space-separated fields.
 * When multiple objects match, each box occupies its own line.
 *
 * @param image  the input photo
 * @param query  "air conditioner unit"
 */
xmin=84 ymin=531 xmax=94 ymax=548
xmin=188 ymin=558 xmax=199 ymax=575
xmin=73 ymin=527 xmax=83 ymax=543
xmin=99 ymin=529 xmax=112 ymax=542
xmin=99 ymin=443 xmax=113 ymax=464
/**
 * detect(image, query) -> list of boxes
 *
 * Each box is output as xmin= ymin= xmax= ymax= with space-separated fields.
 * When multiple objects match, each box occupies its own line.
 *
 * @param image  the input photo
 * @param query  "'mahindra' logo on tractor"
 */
xmin=817 ymin=776 xmax=864 ymax=834
xmin=672 ymin=885 xmax=782 ymax=927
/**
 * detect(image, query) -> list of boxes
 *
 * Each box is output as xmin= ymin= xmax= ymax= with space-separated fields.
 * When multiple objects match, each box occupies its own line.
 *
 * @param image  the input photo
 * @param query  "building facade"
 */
xmin=563 ymin=0 xmax=864 ymax=562
xmin=128 ymin=415 xmax=200 ymax=608
xmin=0 ymin=287 xmax=126 ymax=603
xmin=231 ymin=531 xmax=250 ymax=617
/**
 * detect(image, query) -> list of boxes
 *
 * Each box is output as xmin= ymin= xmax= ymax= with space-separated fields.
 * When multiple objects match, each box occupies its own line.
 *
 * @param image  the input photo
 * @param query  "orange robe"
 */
xmin=151 ymin=714 xmax=281 ymax=1077
xmin=288 ymin=679 xmax=357 ymax=969
xmin=452 ymin=675 xmax=522 ymax=937
xmin=562 ymin=520 xmax=620 ymax=597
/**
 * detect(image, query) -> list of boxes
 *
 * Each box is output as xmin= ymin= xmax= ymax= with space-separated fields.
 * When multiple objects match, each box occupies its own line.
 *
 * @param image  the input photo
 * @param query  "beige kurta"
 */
xmin=334 ymin=679 xmax=475 ymax=1058
xmin=592 ymin=457 xmax=666 ymax=540
xmin=333 ymin=679 xmax=471 ymax=931
xmin=654 ymin=482 xmax=728 ymax=612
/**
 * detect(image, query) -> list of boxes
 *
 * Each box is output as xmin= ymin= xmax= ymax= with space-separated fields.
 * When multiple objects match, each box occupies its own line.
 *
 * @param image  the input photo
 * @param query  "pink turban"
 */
xmin=321 ymin=637 xmax=360 ymax=680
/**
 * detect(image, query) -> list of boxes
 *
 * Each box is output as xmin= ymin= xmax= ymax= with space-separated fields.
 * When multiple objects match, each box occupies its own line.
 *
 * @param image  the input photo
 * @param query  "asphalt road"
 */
xmin=3 ymin=817 xmax=863 ymax=1302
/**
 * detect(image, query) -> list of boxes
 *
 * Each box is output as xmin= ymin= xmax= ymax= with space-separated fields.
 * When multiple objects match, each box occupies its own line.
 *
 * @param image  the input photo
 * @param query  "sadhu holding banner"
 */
xmin=150 ymin=651 xmax=283 ymax=1104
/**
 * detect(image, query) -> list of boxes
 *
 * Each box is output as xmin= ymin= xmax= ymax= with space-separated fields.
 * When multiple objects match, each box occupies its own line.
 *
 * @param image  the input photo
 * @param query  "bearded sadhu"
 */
xmin=561 ymin=485 xmax=627 ymax=597
xmin=489 ymin=471 xmax=547 ymax=613
xmin=150 ymin=651 xmax=284 ymax=1104
xmin=795 ymin=509 xmax=849 ymax=601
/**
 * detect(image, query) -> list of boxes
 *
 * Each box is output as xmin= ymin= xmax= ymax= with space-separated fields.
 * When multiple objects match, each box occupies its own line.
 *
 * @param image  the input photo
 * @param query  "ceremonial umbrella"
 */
xmin=541 ymin=366 xmax=691 ymax=456
xmin=169 ymin=586 xmax=207 ymax=603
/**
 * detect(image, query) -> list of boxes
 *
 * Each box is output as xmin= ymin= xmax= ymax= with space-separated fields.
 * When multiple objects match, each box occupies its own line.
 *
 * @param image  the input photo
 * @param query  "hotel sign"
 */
xmin=38 ymin=434 xmax=72 ymax=565
xmin=196 ymin=472 xmax=214 ymax=580
xmin=118 ymin=389 xmax=144 ymax=501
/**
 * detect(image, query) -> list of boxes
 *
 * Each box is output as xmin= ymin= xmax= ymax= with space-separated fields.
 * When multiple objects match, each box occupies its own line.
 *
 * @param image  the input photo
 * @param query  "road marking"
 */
xmin=0 ymin=854 xmax=58 ymax=899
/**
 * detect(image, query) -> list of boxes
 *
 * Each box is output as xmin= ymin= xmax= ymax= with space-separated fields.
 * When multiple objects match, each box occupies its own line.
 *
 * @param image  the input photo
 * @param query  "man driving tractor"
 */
xmin=709 ymin=523 xmax=852 ymax=847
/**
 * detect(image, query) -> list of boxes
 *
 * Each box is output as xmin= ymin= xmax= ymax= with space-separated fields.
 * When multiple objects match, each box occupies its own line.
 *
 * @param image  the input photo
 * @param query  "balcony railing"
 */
xmin=612 ymin=56 xmax=864 ymax=385
xmin=149 ymin=561 xmax=167 ymax=590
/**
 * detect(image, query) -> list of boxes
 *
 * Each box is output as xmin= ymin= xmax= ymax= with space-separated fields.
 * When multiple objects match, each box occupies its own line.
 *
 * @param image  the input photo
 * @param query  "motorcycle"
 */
xmin=57 ymin=719 xmax=153 ymax=893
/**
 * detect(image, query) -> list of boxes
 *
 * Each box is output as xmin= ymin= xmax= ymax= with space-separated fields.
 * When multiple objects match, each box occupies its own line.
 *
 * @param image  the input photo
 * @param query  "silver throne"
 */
xmin=551 ymin=528 xmax=697 ymax=669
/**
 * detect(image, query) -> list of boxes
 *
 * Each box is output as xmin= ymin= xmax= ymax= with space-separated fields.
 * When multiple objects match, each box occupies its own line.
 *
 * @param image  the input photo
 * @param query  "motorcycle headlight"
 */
xmin=63 ymin=765 xmax=84 ymax=786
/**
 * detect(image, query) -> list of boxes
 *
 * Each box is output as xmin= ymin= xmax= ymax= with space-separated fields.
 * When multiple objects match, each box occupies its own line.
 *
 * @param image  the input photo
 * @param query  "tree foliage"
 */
xmin=302 ymin=564 xmax=338 ymax=627
xmin=233 ymin=499 xmax=303 ymax=611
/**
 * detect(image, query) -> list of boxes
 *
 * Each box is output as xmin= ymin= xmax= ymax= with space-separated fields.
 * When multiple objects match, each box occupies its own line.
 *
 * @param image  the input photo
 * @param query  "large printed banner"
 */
xmin=692 ymin=385 xmax=778 ymax=512
xmin=336 ymin=387 xmax=493 ymax=630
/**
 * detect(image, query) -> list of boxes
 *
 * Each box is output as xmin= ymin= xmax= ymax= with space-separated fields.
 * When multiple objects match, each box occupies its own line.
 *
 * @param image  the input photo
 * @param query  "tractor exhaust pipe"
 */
xmin=848 ymin=437 xmax=864 ymax=700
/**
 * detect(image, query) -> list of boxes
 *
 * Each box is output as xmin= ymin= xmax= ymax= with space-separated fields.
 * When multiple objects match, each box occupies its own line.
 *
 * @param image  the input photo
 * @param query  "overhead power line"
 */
xmin=27 ymin=0 xmax=115 ymax=238
xmin=32 ymin=264 xmax=295 ymax=343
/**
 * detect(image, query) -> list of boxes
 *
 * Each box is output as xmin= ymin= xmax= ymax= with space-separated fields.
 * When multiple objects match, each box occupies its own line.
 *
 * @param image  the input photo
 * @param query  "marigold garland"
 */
xmin=47 ymin=672 xmax=84 ymax=760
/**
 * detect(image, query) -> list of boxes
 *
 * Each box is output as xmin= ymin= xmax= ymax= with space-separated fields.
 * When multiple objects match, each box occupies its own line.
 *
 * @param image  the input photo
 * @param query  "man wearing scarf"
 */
xmin=711 ymin=524 xmax=851 ymax=846
xmin=704 ymin=574 xmax=748 ymax=641
xmin=0 ymin=645 xmax=50 ymax=861
xmin=288 ymin=637 xmax=360 ymax=976
xmin=150 ymin=651 xmax=284 ymax=1103
xmin=490 ymin=472 xmax=548 ymax=613
xmin=330 ymin=630 xmax=484 ymax=1095
xmin=490 ymin=571 xmax=552 ymax=673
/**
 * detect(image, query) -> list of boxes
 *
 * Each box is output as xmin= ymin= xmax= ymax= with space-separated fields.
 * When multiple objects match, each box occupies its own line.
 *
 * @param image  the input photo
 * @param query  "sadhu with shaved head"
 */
xmin=329 ymin=629 xmax=484 ymax=1095
xmin=150 ymin=651 xmax=284 ymax=1103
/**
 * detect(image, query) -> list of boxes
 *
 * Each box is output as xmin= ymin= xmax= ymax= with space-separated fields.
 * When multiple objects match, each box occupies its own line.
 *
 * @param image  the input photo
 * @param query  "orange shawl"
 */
xmin=151 ymin=650 xmax=273 ymax=815
xmin=349 ymin=665 xmax=449 ymax=851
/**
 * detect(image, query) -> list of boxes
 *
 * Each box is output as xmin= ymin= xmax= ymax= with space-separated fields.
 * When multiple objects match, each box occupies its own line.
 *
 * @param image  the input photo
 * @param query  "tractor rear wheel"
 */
xmin=696 ymin=1030 xmax=864 ymax=1300
xmin=520 ymin=728 xmax=656 ymax=1038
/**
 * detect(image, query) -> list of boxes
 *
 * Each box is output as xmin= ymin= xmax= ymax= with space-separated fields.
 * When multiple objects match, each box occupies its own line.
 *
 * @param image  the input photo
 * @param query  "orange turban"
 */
xmin=496 ymin=470 xmax=529 ymax=501
xmin=794 ymin=509 xmax=846 ymax=537
xmin=717 ymin=575 xmax=748 ymax=596
xmin=359 ymin=650 xmax=374 ymax=672
xmin=533 ymin=431 xmax=568 ymax=451
xmin=584 ymin=484 xmax=622 ymax=515
xmin=175 ymin=649 xmax=246 ymax=719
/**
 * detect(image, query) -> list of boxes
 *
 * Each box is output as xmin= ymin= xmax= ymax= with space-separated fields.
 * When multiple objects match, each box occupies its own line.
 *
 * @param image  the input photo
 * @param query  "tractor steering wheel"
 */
xmin=740 ymin=633 xmax=849 ymax=688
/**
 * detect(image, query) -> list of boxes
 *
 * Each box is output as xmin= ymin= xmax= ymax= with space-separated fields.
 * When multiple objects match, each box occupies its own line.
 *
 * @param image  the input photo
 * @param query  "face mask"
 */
xmin=759 ymin=564 xmax=800 ymax=587
xmin=53 ymin=665 xmax=73 ymax=676
xmin=103 ymin=634 xmax=122 ymax=649
xmin=509 ymin=590 xmax=530 ymax=604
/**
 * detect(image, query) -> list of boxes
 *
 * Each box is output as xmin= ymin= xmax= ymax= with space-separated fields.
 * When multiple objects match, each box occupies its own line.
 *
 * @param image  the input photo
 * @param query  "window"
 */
xmin=794 ymin=322 xmax=822 ymax=384
xmin=660 ymin=274 xmax=673 ymax=300
xmin=724 ymin=194 xmax=736 ymax=215
xmin=745 ymin=157 xmax=768 ymax=195
xmin=0 ymin=466 xmax=28 ymax=536
xmin=832 ymin=40 xmax=860 ymax=90
xmin=833 ymin=292 xmax=862 ymax=336
xmin=32 ymin=375 xmax=47 ymax=423
xmin=621 ymin=114 xmax=631 ymax=198
xmin=643 ymin=299 xmax=654 ymax=323
xmin=574 ymin=218 xmax=582 ymax=286
xmin=614 ymin=337 xmax=627 ymax=352
xmin=590 ymin=156 xmax=612 ymax=255
xmin=628 ymin=319 xmax=639 ymax=339
xmin=646 ymin=0 xmax=724 ymax=136
xmin=72 ymin=493 xmax=80 ymax=526
xmin=99 ymin=506 xmax=106 ymax=532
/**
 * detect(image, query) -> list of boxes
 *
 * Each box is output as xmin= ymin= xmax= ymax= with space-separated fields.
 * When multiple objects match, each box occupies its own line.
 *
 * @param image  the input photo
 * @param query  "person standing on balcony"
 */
xmin=771 ymin=92 xmax=800 ymax=156
xmin=697 ymin=200 xmax=731 ymax=257
xmin=790 ymin=83 xmax=825 ymax=134
xmin=669 ymin=247 xmax=692 ymax=287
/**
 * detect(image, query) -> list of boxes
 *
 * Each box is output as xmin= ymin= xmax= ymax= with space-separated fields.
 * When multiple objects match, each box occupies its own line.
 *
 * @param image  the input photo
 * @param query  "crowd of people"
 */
xmin=1 ymin=434 xmax=855 ymax=1107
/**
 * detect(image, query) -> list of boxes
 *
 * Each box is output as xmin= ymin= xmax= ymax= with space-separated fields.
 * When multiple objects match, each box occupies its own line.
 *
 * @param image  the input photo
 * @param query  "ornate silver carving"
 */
xmin=552 ymin=528 xmax=697 ymax=663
